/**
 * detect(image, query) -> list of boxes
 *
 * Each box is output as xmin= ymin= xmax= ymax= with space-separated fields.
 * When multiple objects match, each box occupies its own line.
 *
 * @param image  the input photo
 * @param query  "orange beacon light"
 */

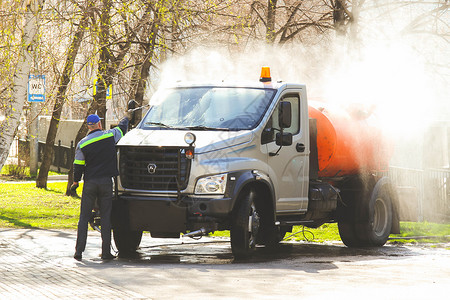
xmin=260 ymin=67 xmax=271 ymax=83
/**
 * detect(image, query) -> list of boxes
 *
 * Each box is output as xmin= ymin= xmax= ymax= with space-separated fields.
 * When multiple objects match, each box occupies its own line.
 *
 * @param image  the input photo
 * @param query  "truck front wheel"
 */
xmin=112 ymin=199 xmax=143 ymax=256
xmin=231 ymin=189 xmax=260 ymax=259
xmin=113 ymin=229 xmax=143 ymax=255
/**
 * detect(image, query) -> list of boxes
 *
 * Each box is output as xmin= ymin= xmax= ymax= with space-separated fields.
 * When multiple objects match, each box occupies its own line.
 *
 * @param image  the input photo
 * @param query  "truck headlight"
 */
xmin=195 ymin=173 xmax=227 ymax=195
xmin=184 ymin=132 xmax=196 ymax=145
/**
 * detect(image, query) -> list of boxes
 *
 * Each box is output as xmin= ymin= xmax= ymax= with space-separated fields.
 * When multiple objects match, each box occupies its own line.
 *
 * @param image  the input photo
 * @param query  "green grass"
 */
xmin=211 ymin=224 xmax=342 ymax=242
xmin=1 ymin=181 xmax=449 ymax=245
xmin=280 ymin=222 xmax=450 ymax=244
xmin=281 ymin=222 xmax=450 ymax=244
xmin=1 ymin=164 xmax=66 ymax=181
xmin=284 ymin=224 xmax=342 ymax=242
xmin=0 ymin=182 xmax=81 ymax=229
xmin=389 ymin=222 xmax=450 ymax=244
xmin=212 ymin=222 xmax=450 ymax=244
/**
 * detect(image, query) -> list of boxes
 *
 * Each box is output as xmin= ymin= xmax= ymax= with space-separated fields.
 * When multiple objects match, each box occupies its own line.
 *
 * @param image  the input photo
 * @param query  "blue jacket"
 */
xmin=73 ymin=117 xmax=128 ymax=182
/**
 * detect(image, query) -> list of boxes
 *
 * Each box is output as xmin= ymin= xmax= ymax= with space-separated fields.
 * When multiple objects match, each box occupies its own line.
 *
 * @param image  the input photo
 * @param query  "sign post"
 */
xmin=28 ymin=75 xmax=45 ymax=176
xmin=93 ymin=78 xmax=112 ymax=99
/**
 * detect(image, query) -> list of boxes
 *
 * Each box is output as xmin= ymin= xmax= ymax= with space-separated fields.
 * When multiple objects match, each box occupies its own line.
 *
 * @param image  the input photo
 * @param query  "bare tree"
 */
xmin=36 ymin=1 xmax=94 ymax=188
xmin=329 ymin=0 xmax=364 ymax=39
xmin=247 ymin=0 xmax=333 ymax=45
xmin=65 ymin=0 xmax=161 ymax=193
xmin=0 ymin=0 xmax=43 ymax=172
xmin=128 ymin=1 xmax=161 ymax=124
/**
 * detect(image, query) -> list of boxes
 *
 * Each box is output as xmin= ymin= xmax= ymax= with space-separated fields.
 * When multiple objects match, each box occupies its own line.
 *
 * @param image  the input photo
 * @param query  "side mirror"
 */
xmin=278 ymin=101 xmax=292 ymax=129
xmin=127 ymin=99 xmax=137 ymax=125
xmin=276 ymin=132 xmax=293 ymax=146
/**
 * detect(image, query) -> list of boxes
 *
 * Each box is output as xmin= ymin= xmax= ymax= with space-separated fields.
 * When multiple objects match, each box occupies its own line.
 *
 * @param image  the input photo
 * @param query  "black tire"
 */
xmin=262 ymin=224 xmax=287 ymax=248
xmin=358 ymin=179 xmax=393 ymax=246
xmin=230 ymin=189 xmax=260 ymax=259
xmin=112 ymin=199 xmax=143 ymax=255
xmin=113 ymin=229 xmax=143 ymax=254
xmin=269 ymin=226 xmax=289 ymax=243
xmin=338 ymin=197 xmax=365 ymax=247
xmin=338 ymin=177 xmax=393 ymax=247
xmin=338 ymin=220 xmax=364 ymax=247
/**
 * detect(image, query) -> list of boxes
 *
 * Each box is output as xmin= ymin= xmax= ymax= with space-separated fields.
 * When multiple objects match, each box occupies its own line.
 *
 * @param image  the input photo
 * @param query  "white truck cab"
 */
xmin=112 ymin=68 xmax=399 ymax=258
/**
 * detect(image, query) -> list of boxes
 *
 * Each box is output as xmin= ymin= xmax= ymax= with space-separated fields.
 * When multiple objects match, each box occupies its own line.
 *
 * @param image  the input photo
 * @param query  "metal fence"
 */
xmin=15 ymin=138 xmax=75 ymax=173
xmin=424 ymin=168 xmax=450 ymax=222
xmin=8 ymin=138 xmax=19 ymax=159
xmin=388 ymin=167 xmax=450 ymax=222
xmin=6 ymin=137 xmax=21 ymax=166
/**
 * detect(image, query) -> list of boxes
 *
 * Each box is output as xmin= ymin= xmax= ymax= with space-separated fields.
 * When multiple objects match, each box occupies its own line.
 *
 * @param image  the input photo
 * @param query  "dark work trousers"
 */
xmin=75 ymin=177 xmax=113 ymax=255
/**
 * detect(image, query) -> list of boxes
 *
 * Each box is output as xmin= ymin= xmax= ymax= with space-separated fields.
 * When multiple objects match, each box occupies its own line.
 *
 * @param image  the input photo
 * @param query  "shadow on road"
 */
xmin=0 ymin=228 xmax=417 ymax=275
xmin=109 ymin=238 xmax=415 ymax=270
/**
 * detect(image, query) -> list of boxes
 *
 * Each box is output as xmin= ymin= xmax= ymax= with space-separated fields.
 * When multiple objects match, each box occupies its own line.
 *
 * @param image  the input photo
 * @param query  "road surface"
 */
xmin=1 ymin=228 xmax=449 ymax=299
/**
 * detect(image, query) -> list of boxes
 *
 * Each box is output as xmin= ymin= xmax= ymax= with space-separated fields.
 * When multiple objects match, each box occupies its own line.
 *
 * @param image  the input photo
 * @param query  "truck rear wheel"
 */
xmin=338 ymin=177 xmax=393 ymax=247
xmin=338 ymin=219 xmax=363 ymax=247
xmin=231 ymin=189 xmax=260 ymax=259
xmin=359 ymin=179 xmax=393 ymax=246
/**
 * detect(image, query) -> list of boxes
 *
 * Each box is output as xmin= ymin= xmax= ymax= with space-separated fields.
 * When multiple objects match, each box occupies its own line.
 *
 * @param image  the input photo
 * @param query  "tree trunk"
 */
xmin=65 ymin=0 xmax=112 ymax=195
xmin=333 ymin=0 xmax=347 ymax=36
xmin=131 ymin=19 xmax=160 ymax=125
xmin=36 ymin=11 xmax=90 ymax=189
xmin=95 ymin=0 xmax=113 ymax=128
xmin=349 ymin=0 xmax=363 ymax=42
xmin=130 ymin=57 xmax=150 ymax=125
xmin=266 ymin=0 xmax=278 ymax=43
xmin=0 ymin=1 xmax=41 ymax=172
xmin=65 ymin=0 xmax=134 ymax=195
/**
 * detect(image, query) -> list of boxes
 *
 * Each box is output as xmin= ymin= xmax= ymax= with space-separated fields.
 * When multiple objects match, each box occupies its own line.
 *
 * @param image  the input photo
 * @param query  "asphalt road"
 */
xmin=1 ymin=228 xmax=449 ymax=299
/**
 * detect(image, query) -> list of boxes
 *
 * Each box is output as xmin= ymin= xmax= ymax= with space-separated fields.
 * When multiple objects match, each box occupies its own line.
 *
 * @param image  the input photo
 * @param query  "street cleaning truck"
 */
xmin=112 ymin=67 xmax=399 ymax=258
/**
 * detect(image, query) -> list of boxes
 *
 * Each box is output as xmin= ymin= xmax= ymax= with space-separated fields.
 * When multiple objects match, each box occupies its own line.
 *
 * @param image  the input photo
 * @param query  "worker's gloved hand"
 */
xmin=70 ymin=182 xmax=79 ymax=192
xmin=125 ymin=109 xmax=133 ymax=120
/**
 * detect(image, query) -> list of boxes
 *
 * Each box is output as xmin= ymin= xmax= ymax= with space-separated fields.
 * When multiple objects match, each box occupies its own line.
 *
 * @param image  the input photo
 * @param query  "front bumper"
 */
xmin=185 ymin=195 xmax=233 ymax=217
xmin=117 ymin=194 xmax=233 ymax=233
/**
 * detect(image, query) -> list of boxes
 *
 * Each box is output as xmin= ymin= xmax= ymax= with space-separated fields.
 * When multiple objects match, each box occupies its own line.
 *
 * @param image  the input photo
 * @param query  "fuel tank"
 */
xmin=308 ymin=101 xmax=392 ymax=178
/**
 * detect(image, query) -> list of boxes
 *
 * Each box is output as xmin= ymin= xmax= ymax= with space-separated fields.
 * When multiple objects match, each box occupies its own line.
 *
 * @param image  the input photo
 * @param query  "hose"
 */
xmin=282 ymin=226 xmax=315 ymax=242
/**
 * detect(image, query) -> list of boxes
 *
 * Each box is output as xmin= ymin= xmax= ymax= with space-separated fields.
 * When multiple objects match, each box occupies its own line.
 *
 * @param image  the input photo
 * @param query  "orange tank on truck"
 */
xmin=309 ymin=101 xmax=393 ymax=178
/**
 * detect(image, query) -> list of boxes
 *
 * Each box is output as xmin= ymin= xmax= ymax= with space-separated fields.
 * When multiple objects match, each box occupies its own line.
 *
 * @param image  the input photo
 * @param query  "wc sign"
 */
xmin=28 ymin=75 xmax=45 ymax=102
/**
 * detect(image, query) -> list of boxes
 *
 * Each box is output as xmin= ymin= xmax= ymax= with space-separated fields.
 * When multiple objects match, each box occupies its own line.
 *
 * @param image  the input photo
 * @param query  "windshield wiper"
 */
xmin=184 ymin=125 xmax=230 ymax=131
xmin=145 ymin=122 xmax=172 ymax=128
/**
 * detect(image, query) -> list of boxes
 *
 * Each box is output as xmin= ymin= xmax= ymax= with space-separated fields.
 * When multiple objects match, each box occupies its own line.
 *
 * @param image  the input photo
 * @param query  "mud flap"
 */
xmin=128 ymin=200 xmax=187 ymax=236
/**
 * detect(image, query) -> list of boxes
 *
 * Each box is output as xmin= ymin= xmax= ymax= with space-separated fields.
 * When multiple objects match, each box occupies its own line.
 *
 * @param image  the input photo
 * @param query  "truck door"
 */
xmin=262 ymin=90 xmax=309 ymax=213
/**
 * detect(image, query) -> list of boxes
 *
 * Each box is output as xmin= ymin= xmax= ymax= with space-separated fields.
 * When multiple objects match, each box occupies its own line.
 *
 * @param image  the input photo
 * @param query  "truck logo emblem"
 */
xmin=147 ymin=163 xmax=157 ymax=174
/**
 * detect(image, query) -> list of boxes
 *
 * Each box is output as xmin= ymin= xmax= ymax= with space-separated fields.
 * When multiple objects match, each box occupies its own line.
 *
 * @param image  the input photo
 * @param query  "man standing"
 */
xmin=72 ymin=113 xmax=129 ymax=261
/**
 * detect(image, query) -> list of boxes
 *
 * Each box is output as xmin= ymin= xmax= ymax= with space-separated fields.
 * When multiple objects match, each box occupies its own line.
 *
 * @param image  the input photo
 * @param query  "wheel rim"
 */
xmin=248 ymin=202 xmax=260 ymax=249
xmin=373 ymin=197 xmax=388 ymax=236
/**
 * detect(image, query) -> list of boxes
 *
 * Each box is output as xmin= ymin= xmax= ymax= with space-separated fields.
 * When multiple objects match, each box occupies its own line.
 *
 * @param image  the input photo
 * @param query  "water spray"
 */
xmin=128 ymin=103 xmax=150 ymax=113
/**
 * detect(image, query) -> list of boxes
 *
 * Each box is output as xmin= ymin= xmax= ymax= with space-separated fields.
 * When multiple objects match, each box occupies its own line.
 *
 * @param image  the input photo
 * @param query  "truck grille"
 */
xmin=119 ymin=146 xmax=190 ymax=191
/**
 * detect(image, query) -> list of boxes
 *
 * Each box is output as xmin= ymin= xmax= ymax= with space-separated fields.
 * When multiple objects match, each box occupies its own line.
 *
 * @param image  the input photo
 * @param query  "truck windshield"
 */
xmin=140 ymin=87 xmax=276 ymax=130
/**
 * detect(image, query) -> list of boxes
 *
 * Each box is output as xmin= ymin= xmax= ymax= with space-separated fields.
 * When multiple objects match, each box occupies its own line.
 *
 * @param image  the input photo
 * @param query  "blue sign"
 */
xmin=28 ymin=75 xmax=45 ymax=102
